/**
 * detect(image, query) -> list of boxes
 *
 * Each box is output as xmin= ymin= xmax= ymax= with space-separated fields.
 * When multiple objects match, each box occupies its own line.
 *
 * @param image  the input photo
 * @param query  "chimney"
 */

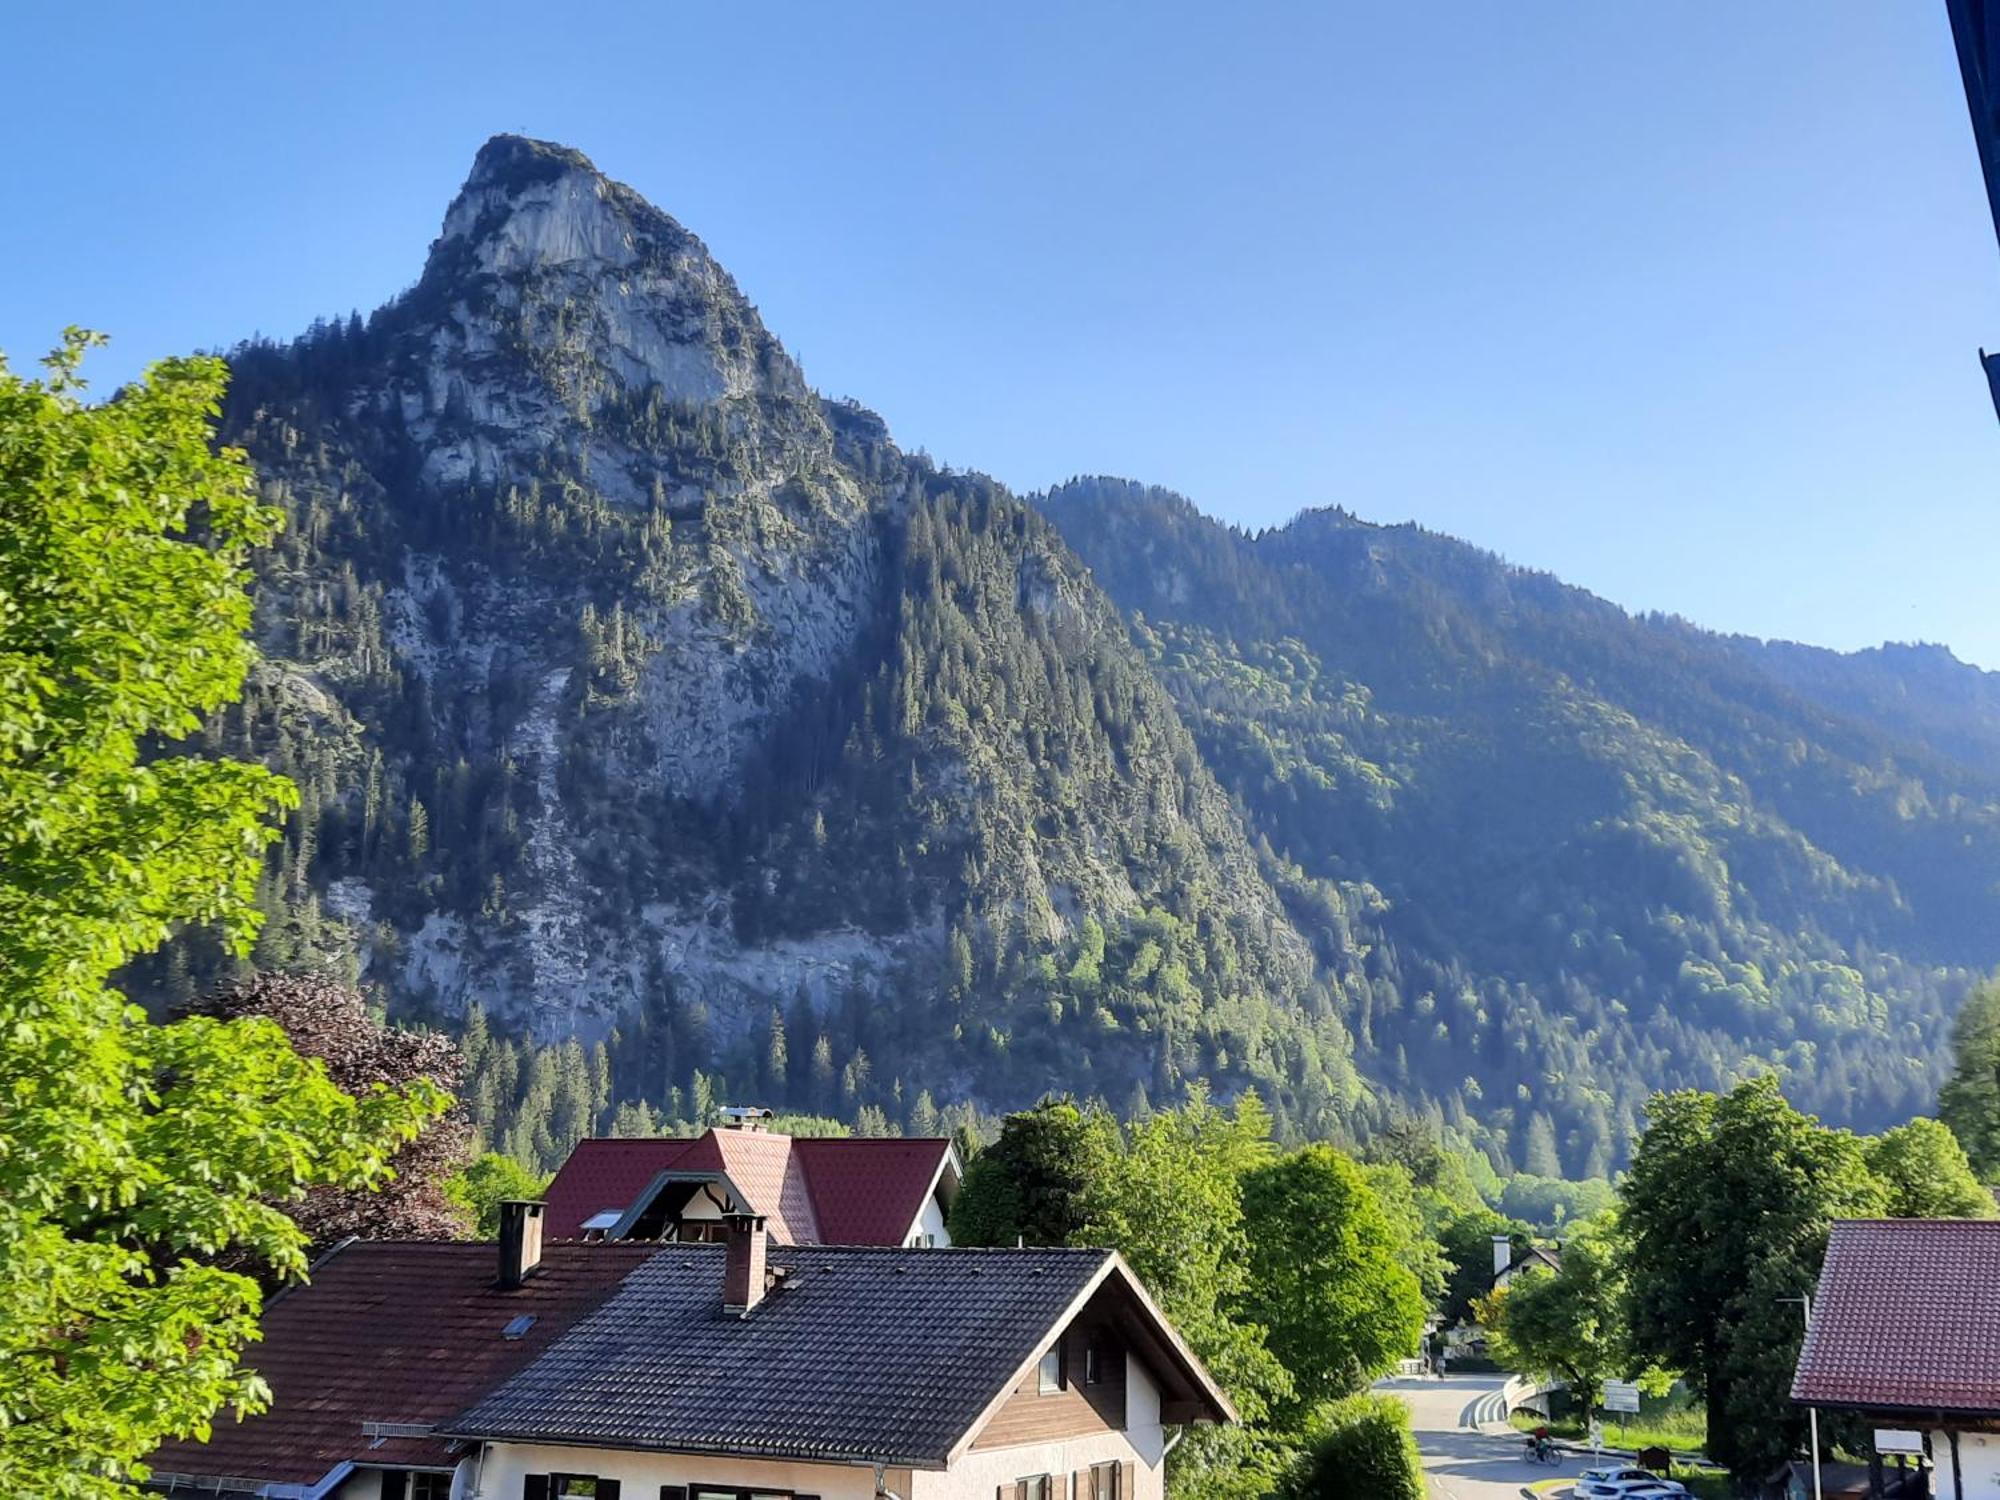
xmin=498 ymin=1200 xmax=546 ymax=1290
xmin=1492 ymin=1234 xmax=1513 ymax=1280
xmin=723 ymin=1212 xmax=769 ymax=1315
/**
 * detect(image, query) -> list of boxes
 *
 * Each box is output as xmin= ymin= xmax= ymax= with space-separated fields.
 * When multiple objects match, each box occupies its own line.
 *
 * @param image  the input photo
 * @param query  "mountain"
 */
xmin=149 ymin=135 xmax=2000 ymax=1174
xmin=1035 ymin=478 xmax=2000 ymax=1173
xmin=172 ymin=138 xmax=1365 ymax=1150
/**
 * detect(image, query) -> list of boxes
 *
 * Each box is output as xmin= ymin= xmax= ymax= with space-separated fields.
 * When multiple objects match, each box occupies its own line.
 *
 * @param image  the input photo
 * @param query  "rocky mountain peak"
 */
xmin=437 ymin=135 xmax=667 ymax=278
xmin=389 ymin=135 xmax=810 ymax=500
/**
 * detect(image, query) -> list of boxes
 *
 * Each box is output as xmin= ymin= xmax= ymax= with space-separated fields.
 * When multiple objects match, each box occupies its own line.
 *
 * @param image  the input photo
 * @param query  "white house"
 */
xmin=150 ymin=1206 xmax=1233 ymax=1500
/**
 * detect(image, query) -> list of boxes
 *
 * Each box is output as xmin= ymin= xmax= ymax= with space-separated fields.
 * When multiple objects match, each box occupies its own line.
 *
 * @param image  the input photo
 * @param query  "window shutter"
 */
xmin=1071 ymin=1470 xmax=1086 ymax=1500
xmin=382 ymin=1473 xmax=408 ymax=1500
xmin=525 ymin=1478 xmax=550 ymax=1500
xmin=599 ymin=1483 xmax=622 ymax=1500
xmin=660 ymin=1488 xmax=688 ymax=1500
xmin=1120 ymin=1461 xmax=1135 ymax=1500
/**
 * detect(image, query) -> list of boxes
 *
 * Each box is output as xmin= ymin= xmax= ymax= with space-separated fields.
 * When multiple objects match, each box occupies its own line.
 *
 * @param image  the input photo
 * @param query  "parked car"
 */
xmin=1574 ymin=1466 xmax=1689 ymax=1499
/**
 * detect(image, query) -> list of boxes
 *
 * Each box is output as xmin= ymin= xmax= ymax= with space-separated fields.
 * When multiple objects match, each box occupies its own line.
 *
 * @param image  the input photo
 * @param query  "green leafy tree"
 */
xmin=1277 ymin=1393 xmax=1424 ymax=1500
xmin=0 ymin=334 xmax=443 ymax=1498
xmin=445 ymin=1153 xmax=550 ymax=1237
xmin=1084 ymin=1092 xmax=1289 ymax=1420
xmin=949 ymin=1096 xmax=1120 ymax=1247
xmin=1359 ymin=1162 xmax=1449 ymax=1306
xmin=1864 ymin=1117 xmax=1996 ymax=1219
xmin=1477 ymin=1212 xmax=1656 ymax=1410
xmin=1436 ymin=1207 xmax=1527 ymax=1327
xmin=1621 ymin=1077 xmax=1888 ymax=1481
xmin=1080 ymin=1091 xmax=1290 ymax=1500
xmin=1940 ymin=981 xmax=2000 ymax=1182
xmin=1238 ymin=1147 xmax=1426 ymax=1413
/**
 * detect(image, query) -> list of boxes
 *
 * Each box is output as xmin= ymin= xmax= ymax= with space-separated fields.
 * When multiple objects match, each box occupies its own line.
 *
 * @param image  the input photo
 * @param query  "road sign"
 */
xmin=1874 ymin=1430 xmax=1924 ymax=1455
xmin=1603 ymin=1381 xmax=1642 ymax=1413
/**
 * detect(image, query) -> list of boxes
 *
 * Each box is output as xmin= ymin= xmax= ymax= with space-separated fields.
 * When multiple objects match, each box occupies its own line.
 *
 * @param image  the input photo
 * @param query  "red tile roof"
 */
xmin=541 ymin=1135 xmax=704 ymax=1238
xmin=1792 ymin=1219 xmax=2000 ymax=1415
xmin=796 ymin=1137 xmax=954 ymax=1245
xmin=148 ymin=1239 xmax=655 ymax=1487
xmin=711 ymin=1127 xmax=820 ymax=1243
xmin=541 ymin=1131 xmax=954 ymax=1245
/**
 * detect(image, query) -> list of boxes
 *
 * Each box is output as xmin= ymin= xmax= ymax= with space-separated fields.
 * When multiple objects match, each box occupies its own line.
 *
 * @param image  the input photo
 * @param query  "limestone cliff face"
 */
xmin=214 ymin=138 xmax=1353 ymax=1126
xmin=231 ymin=137 xmax=896 ymax=1032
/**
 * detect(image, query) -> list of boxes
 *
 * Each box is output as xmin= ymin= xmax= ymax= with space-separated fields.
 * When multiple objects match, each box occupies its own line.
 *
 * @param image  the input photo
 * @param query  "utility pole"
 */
xmin=1780 ymin=1294 xmax=1823 ymax=1500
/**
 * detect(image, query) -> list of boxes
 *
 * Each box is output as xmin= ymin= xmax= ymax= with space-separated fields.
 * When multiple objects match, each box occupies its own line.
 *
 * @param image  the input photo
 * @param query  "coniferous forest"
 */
xmin=131 ymin=136 xmax=2000 ymax=1180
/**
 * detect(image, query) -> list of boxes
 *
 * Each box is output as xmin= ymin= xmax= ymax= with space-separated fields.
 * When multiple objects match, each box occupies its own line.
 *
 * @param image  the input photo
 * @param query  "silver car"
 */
xmin=1573 ymin=1466 xmax=1689 ymax=1499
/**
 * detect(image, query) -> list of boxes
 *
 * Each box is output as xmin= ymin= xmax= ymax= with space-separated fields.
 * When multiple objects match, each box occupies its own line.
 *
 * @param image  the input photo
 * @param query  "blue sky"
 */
xmin=6 ymin=4 xmax=1998 ymax=666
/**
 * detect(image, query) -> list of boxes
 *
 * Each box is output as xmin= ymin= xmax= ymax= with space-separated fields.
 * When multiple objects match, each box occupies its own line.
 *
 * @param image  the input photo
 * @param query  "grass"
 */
xmin=1510 ymin=1397 xmax=1708 ymax=1456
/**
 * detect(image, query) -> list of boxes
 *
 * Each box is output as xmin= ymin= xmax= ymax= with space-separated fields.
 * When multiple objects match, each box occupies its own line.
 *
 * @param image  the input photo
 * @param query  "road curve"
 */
xmin=1381 ymin=1375 xmax=1576 ymax=1500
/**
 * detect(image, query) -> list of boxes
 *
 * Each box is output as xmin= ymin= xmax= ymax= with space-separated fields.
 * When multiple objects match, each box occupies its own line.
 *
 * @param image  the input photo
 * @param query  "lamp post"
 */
xmin=1780 ymin=1294 xmax=1823 ymax=1500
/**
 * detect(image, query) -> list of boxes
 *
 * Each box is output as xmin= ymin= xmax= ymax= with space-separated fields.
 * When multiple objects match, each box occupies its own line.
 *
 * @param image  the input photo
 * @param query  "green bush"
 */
xmin=1279 ymin=1393 xmax=1424 ymax=1500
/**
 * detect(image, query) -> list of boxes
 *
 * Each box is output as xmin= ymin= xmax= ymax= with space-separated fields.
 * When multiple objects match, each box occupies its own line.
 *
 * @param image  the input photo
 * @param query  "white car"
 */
xmin=1573 ymin=1467 xmax=1688 ymax=1499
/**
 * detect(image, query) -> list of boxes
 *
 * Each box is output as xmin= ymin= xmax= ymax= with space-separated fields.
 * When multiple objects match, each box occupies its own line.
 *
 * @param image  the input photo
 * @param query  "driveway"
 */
xmin=1382 ymin=1375 xmax=1577 ymax=1500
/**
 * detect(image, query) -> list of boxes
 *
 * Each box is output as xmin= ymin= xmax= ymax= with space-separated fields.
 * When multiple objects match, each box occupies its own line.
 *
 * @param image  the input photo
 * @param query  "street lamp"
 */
xmin=1779 ymin=1294 xmax=1823 ymax=1500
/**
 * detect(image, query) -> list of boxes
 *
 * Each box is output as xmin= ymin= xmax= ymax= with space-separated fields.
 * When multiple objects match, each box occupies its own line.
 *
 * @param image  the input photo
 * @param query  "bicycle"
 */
xmin=1523 ymin=1436 xmax=1561 ymax=1465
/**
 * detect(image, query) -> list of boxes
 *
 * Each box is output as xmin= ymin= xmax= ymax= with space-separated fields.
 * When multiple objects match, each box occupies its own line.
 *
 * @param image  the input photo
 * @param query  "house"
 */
xmin=1790 ymin=1219 xmax=2000 ymax=1500
xmin=150 ymin=1204 xmax=1234 ymax=1500
xmin=543 ymin=1119 xmax=961 ymax=1246
xmin=148 ymin=1208 xmax=655 ymax=1499
xmin=1490 ymin=1234 xmax=1562 ymax=1292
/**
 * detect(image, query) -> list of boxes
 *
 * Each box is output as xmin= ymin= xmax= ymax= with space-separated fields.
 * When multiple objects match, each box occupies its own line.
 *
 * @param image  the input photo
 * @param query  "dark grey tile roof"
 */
xmin=445 ymin=1244 xmax=1115 ymax=1466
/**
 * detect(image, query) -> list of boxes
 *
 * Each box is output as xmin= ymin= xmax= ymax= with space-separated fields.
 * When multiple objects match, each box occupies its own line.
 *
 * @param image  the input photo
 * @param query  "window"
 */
xmin=526 ymin=1483 xmax=618 ymax=1500
xmin=1015 ymin=1476 xmax=1052 ymax=1500
xmin=410 ymin=1477 xmax=451 ymax=1500
xmin=1037 ymin=1345 xmax=1063 ymax=1394
xmin=1083 ymin=1337 xmax=1108 ymax=1386
xmin=1088 ymin=1463 xmax=1120 ymax=1500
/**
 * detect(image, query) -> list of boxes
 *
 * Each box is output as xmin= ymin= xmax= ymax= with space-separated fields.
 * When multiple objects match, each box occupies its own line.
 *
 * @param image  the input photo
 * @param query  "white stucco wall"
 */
xmin=469 ymin=1443 xmax=880 ymax=1500
xmin=907 ymin=1192 xmax=951 ymax=1247
xmin=1932 ymin=1429 xmax=2000 ymax=1500
xmin=461 ymin=1357 xmax=1166 ymax=1500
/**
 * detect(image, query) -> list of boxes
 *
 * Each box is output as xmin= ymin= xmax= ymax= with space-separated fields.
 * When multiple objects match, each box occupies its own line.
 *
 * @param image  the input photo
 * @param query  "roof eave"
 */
xmin=1792 ymin=1393 xmax=2000 ymax=1423
xmin=943 ymin=1249 xmax=1237 ymax=1469
xmin=436 ymin=1428 xmax=952 ymax=1472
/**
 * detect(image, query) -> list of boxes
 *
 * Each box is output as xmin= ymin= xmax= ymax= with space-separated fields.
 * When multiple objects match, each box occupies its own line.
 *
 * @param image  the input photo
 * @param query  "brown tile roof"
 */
xmin=1792 ymin=1219 xmax=2000 ymax=1415
xmin=542 ymin=1131 xmax=954 ymax=1245
xmin=148 ymin=1239 xmax=655 ymax=1488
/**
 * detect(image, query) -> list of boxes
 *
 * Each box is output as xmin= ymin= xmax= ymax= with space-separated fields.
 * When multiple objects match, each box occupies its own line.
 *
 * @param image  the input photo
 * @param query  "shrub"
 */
xmin=1279 ymin=1393 xmax=1424 ymax=1500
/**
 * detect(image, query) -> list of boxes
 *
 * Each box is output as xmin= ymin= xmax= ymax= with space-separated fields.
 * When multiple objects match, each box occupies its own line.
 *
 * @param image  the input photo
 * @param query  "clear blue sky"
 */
xmin=7 ymin=4 xmax=1998 ymax=665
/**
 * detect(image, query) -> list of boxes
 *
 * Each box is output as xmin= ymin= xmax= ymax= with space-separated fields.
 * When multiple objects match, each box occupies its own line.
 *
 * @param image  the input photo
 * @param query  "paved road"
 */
xmin=1383 ymin=1375 xmax=1577 ymax=1500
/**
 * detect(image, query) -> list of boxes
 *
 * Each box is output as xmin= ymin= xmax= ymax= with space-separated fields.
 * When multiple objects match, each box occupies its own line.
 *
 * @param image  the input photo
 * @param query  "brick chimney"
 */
xmin=723 ymin=1212 xmax=769 ymax=1315
xmin=1492 ymin=1233 xmax=1513 ymax=1280
xmin=498 ymin=1200 xmax=546 ymax=1290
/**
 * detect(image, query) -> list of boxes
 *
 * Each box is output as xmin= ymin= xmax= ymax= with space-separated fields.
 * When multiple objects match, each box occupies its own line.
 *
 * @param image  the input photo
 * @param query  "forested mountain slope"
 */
xmin=1037 ymin=478 xmax=2000 ymax=1174
xmin=166 ymin=138 xmax=1364 ymax=1139
xmin=147 ymin=135 xmax=1998 ymax=1172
